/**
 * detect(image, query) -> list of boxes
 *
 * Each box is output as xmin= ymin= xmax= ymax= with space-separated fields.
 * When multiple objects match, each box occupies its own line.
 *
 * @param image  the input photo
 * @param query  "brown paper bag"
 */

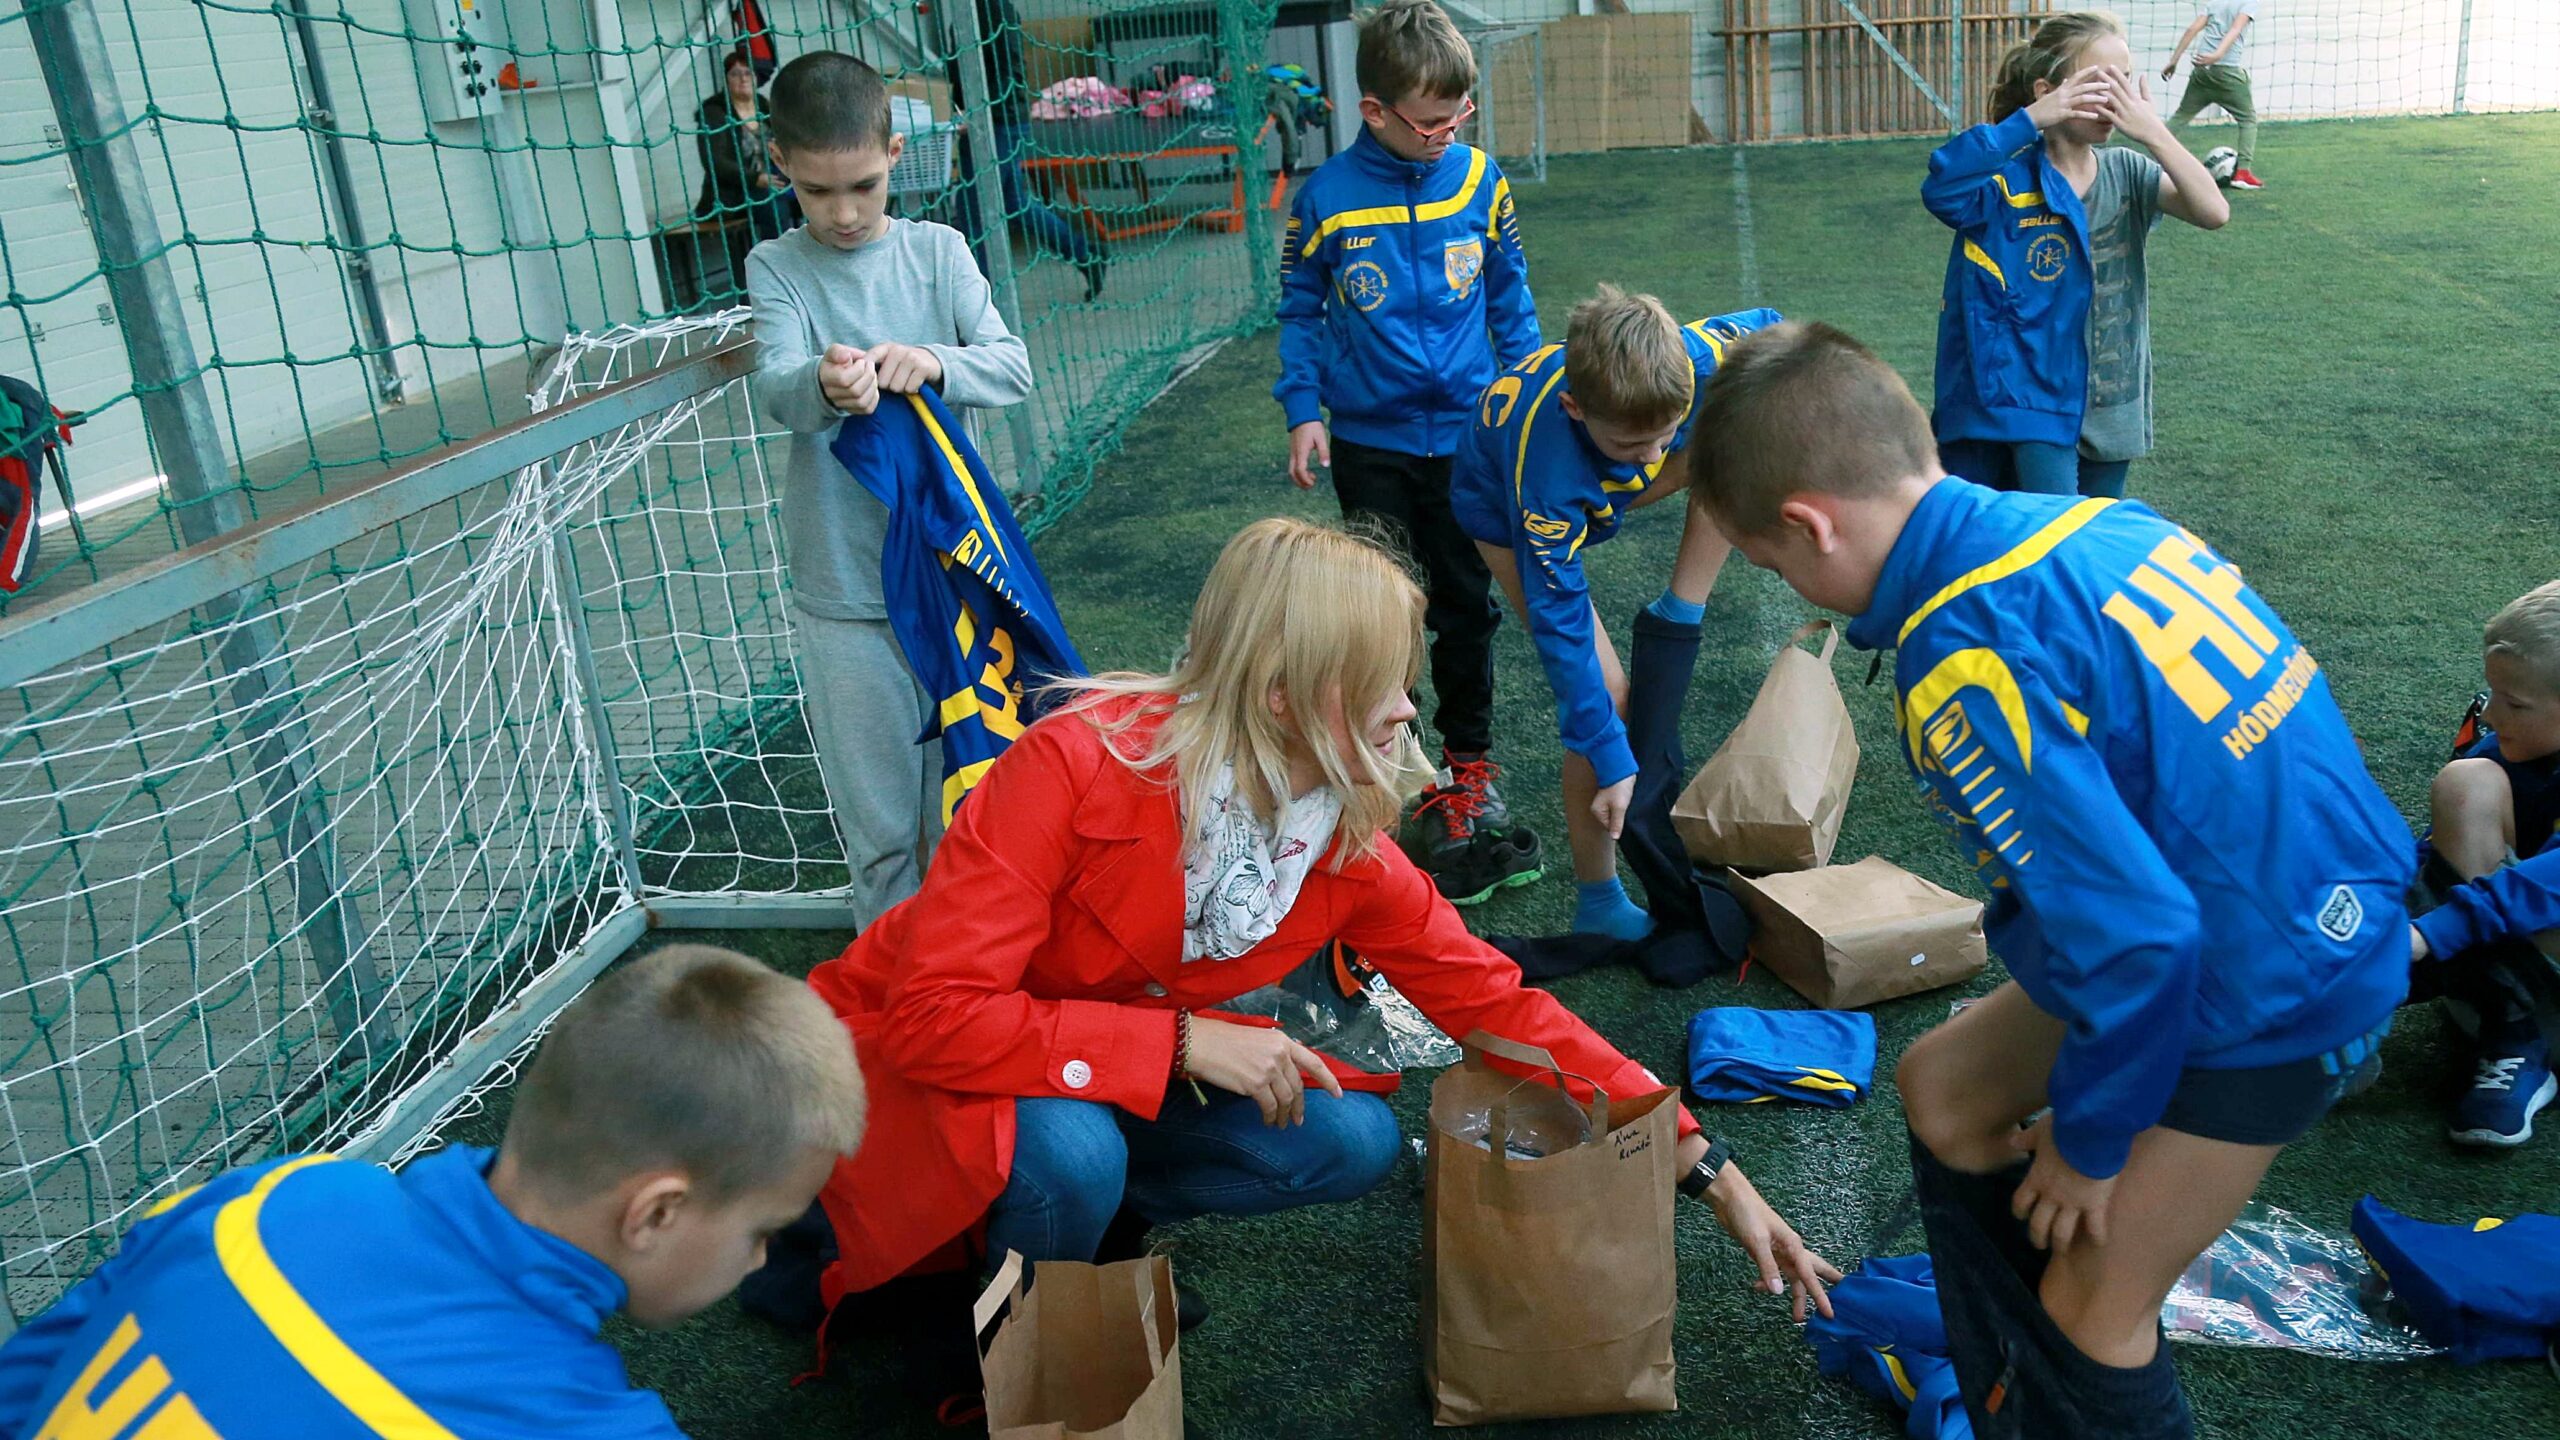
xmin=1424 ymin=1031 xmax=1681 ymax=1425
xmin=1673 ymin=619 xmax=1860 ymax=872
xmin=1726 ymin=856 xmax=1988 ymax=1009
xmin=977 ymin=1251 xmax=1184 ymax=1440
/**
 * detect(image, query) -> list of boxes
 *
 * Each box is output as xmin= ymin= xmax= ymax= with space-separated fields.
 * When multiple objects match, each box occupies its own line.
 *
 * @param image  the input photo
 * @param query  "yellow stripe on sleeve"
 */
xmin=910 ymin=395 xmax=1007 ymax=565
xmin=1897 ymin=498 xmax=2113 ymax=644
xmin=1962 ymin=239 xmax=2007 ymax=286
xmin=213 ymin=1156 xmax=461 ymax=1440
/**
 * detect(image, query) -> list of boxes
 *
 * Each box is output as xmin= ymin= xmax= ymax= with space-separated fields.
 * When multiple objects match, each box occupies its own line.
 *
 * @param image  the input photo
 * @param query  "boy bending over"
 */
xmin=1689 ymin=321 xmax=2408 ymax=1439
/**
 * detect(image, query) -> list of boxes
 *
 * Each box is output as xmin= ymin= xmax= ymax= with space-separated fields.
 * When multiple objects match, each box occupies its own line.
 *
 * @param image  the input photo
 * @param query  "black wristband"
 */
xmin=1677 ymin=1138 xmax=1732 ymax=1201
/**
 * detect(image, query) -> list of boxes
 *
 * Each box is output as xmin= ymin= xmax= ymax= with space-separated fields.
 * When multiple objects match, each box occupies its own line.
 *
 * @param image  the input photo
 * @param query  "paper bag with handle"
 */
xmin=1725 ymin=855 xmax=1988 ymax=1009
xmin=976 ymin=1250 xmax=1185 ymax=1440
xmin=1424 ymin=1030 xmax=1681 ymax=1425
xmin=1672 ymin=619 xmax=1860 ymax=872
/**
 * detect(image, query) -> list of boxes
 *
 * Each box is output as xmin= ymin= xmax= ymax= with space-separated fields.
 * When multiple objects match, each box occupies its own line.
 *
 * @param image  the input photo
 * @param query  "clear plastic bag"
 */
xmin=1218 ymin=940 xmax=1461 ymax=1076
xmin=1446 ymin=1085 xmax=1592 ymax=1161
xmin=2162 ymin=1201 xmax=2444 ymax=1360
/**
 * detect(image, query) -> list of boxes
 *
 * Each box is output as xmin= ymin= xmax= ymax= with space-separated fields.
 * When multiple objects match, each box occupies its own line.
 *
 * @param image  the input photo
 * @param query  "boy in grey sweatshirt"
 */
xmin=749 ymin=52 xmax=1033 ymax=926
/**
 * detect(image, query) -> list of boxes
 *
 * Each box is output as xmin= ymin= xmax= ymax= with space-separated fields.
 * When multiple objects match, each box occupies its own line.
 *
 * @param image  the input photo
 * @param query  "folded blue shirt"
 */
xmin=1686 ymin=1006 xmax=1878 ymax=1108
xmin=2352 ymin=1196 xmax=2560 ymax=1364
xmin=1805 ymin=1254 xmax=1973 ymax=1440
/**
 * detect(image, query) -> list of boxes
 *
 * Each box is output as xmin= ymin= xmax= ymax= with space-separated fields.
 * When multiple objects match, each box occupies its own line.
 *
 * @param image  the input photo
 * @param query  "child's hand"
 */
xmin=868 ymin=342 xmax=944 ymax=395
xmin=819 ymin=344 xmax=879 ymax=415
xmin=2025 ymin=67 xmax=2113 ymax=131
xmin=1287 ymin=421 xmax=1330 ymax=489
xmin=2008 ymin=1113 xmax=2117 ymax=1252
xmin=2410 ymin=925 xmax=2429 ymax=963
xmin=2101 ymin=68 xmax=2172 ymax=147
xmin=2160 ymin=60 xmax=2179 ymax=81
xmin=1591 ymin=775 xmax=1635 ymax=839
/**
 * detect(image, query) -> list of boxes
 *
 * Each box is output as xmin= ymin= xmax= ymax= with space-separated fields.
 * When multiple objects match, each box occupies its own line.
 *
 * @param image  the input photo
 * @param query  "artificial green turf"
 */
xmin=530 ymin=113 xmax=2559 ymax=1437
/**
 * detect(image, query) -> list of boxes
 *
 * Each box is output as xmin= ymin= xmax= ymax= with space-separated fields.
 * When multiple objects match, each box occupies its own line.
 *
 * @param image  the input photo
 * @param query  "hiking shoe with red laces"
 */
xmin=1399 ymin=751 xmax=1545 ymax=905
xmin=2230 ymin=168 xmax=2265 ymax=190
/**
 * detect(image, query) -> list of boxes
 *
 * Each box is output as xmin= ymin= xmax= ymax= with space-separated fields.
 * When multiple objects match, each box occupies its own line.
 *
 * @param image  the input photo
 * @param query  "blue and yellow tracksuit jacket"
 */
xmin=1274 ymin=130 xmax=1538 ymax=457
xmin=2416 ymin=837 xmax=2560 ymax=961
xmin=1849 ymin=480 xmax=2412 ymax=1179
xmin=832 ymin=390 xmax=1085 ymax=825
xmin=1448 ymin=308 xmax=1783 ymax=788
xmin=0 ymin=1147 xmax=685 ymax=1440
xmin=1923 ymin=109 xmax=2093 ymax=449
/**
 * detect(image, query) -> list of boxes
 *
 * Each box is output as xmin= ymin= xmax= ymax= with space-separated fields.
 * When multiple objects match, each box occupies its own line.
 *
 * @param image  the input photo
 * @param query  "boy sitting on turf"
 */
xmin=0 ymin=945 xmax=865 ymax=1439
xmin=750 ymin=51 xmax=1034 ymax=930
xmin=1449 ymin=284 xmax=1779 ymax=938
xmin=1275 ymin=0 xmax=1545 ymax=905
xmin=1688 ymin=321 xmax=2409 ymax=1438
xmin=2406 ymin=578 xmax=2560 ymax=1146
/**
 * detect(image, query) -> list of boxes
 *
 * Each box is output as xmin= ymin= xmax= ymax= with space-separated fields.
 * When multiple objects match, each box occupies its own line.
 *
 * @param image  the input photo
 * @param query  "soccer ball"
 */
xmin=2205 ymin=146 xmax=2240 ymax=185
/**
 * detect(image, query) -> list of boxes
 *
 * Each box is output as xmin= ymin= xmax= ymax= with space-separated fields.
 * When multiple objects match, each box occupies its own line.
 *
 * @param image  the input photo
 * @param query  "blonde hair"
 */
xmin=1989 ymin=11 xmax=2126 ymax=122
xmin=2485 ymin=580 xmax=2560 ymax=697
xmin=1355 ymin=0 xmax=1475 ymax=105
xmin=1054 ymin=518 xmax=1432 ymax=865
xmin=1565 ymin=285 xmax=1693 ymax=432
xmin=500 ymin=945 xmax=864 ymax=1205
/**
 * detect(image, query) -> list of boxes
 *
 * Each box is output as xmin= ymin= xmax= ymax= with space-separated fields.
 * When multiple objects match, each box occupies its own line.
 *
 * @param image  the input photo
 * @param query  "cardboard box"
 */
xmin=1728 ymin=857 xmax=1988 ymax=1009
xmin=1606 ymin=13 xmax=1693 ymax=151
xmin=887 ymin=73 xmax=954 ymax=123
xmin=1540 ymin=16 xmax=1614 ymax=157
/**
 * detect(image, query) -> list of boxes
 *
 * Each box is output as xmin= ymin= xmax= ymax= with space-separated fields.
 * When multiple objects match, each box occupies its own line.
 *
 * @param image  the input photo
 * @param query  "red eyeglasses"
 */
xmin=1386 ymin=96 xmax=1476 ymax=143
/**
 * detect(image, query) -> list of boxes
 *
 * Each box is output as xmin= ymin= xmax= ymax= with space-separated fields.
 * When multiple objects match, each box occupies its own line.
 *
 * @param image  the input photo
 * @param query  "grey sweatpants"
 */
xmin=789 ymin=601 xmax=945 ymax=929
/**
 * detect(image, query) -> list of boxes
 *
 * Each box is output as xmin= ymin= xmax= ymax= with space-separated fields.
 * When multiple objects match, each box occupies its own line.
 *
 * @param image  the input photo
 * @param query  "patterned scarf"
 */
xmin=1181 ymin=764 xmax=1341 ymax=963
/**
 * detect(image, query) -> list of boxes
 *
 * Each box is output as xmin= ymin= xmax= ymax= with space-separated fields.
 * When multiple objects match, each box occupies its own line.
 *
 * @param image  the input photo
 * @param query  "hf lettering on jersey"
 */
xmin=2095 ymin=530 xmax=2321 ymax=761
xmin=34 ymin=1314 xmax=219 ymax=1440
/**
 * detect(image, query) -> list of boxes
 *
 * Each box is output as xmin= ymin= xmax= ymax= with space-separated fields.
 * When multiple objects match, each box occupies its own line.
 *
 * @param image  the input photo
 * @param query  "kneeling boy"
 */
xmin=1688 ymin=321 xmax=2408 ymax=1439
xmin=0 ymin=945 xmax=865 ymax=1438
xmin=2409 ymin=577 xmax=2560 ymax=1145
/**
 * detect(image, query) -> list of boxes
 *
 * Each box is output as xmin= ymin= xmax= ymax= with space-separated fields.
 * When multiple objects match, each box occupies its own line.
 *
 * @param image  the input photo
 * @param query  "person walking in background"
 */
xmin=2164 ymin=2 xmax=2265 ymax=190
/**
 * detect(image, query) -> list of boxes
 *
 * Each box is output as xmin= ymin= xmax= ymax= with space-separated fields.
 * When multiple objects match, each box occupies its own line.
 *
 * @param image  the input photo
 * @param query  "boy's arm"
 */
xmin=2198 ymin=10 xmax=2252 ymax=66
xmin=745 ymin=249 xmax=846 ymax=434
xmin=2415 ymin=840 xmax=2560 ymax=961
xmin=2162 ymin=13 xmax=2209 ymax=73
xmin=1905 ymin=647 xmax=2201 ymax=1180
xmin=1273 ymin=184 xmax=1334 ymax=433
xmin=926 ymin=232 xmax=1034 ymax=410
xmin=1481 ymin=168 xmax=1541 ymax=368
xmin=1460 ymin=415 xmax=1636 ymax=788
xmin=1920 ymin=109 xmax=2045 ymax=230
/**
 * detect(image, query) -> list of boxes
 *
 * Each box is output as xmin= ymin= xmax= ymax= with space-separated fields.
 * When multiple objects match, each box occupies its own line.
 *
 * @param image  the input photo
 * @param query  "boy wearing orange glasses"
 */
xmin=1274 ymin=0 xmax=1544 ymax=905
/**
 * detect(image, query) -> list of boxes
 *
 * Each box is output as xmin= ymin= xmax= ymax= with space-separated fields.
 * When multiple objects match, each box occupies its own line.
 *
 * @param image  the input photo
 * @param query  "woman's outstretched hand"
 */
xmin=1700 ymin=1158 xmax=1842 ymax=1322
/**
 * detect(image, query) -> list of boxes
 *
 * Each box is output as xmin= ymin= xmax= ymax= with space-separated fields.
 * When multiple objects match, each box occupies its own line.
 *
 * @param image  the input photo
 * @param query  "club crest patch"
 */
xmin=1342 ymin=259 xmax=1390 ymax=312
xmin=1443 ymin=237 xmax=1483 ymax=299
xmin=2026 ymin=232 xmax=2071 ymax=283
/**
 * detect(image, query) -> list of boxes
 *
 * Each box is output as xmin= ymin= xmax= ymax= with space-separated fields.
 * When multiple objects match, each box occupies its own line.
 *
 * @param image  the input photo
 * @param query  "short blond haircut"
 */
xmin=1686 ymin=321 xmax=1939 ymax=537
xmin=1355 ymin=0 xmax=1475 ymax=105
xmin=1054 ymin=517 xmax=1432 ymax=866
xmin=501 ymin=945 xmax=863 ymax=1206
xmin=1564 ymin=285 xmax=1692 ymax=433
xmin=2485 ymin=580 xmax=2560 ymax=698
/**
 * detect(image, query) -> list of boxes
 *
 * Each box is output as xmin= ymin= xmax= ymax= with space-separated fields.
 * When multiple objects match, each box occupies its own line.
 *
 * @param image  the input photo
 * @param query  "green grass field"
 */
xmin=509 ymin=113 xmax=2560 ymax=1437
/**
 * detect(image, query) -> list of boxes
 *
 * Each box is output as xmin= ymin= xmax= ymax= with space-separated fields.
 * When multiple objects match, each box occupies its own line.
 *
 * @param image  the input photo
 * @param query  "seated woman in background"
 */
xmin=695 ymin=48 xmax=797 ymax=301
xmin=795 ymin=516 xmax=1840 ymax=1332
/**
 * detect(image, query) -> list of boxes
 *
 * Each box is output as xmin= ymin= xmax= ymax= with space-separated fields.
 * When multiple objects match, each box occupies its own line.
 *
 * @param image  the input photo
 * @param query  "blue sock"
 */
xmin=1644 ymin=589 xmax=1706 ymax=626
xmin=1573 ymin=877 xmax=1653 ymax=941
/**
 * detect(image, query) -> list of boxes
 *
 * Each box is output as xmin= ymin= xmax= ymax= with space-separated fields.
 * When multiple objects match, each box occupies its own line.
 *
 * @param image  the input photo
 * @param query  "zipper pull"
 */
xmin=1865 ymin=652 xmax=1885 ymax=687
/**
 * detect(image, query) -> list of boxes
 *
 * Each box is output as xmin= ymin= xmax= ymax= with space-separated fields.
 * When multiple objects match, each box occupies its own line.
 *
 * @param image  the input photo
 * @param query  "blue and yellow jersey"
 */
xmin=1847 ymin=480 xmax=2412 ymax=1179
xmin=0 ymin=1147 xmax=685 ymax=1440
xmin=1449 ymin=308 xmax=1782 ymax=787
xmin=1921 ymin=109 xmax=2094 ymax=449
xmin=1273 ymin=129 xmax=1538 ymax=458
xmin=832 ymin=390 xmax=1085 ymax=823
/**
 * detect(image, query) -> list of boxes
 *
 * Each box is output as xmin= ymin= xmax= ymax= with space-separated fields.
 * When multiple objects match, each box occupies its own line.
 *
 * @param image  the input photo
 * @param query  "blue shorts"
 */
xmin=2156 ymin=1020 xmax=2389 ymax=1148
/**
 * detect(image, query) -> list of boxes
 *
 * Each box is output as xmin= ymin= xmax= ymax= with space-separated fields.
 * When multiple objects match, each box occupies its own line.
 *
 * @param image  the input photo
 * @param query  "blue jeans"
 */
xmin=984 ymin=1085 xmax=1402 ymax=1264
xmin=1940 ymin=439 xmax=2130 ymax=498
xmin=959 ymin=123 xmax=1095 ymax=272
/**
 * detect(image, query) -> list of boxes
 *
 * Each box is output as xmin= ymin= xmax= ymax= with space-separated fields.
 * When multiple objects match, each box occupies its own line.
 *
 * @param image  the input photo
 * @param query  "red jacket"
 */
xmin=808 ymin=703 xmax=1699 ymax=1299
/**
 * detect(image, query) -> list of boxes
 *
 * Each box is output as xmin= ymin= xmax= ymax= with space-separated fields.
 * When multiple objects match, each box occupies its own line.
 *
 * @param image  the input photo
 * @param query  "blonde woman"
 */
xmin=801 ymin=517 xmax=1836 ymax=1332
